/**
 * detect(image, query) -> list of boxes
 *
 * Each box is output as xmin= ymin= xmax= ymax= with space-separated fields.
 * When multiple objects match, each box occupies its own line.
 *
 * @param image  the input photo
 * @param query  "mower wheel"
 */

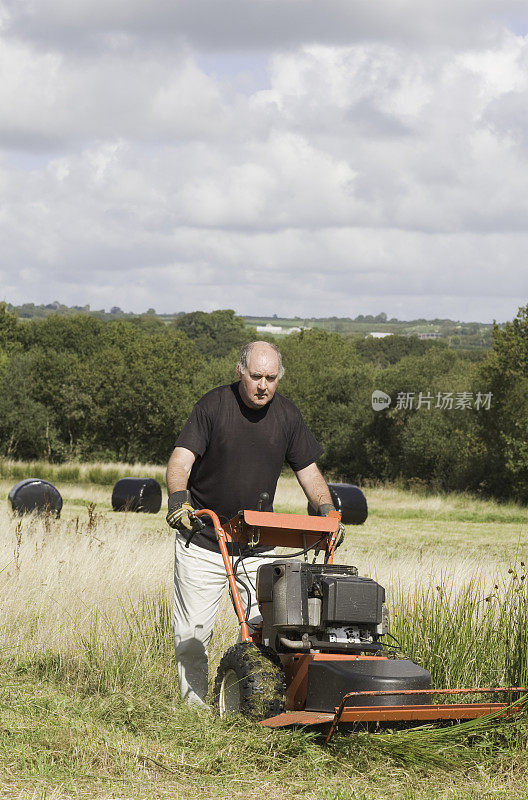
xmin=213 ymin=642 xmax=285 ymax=720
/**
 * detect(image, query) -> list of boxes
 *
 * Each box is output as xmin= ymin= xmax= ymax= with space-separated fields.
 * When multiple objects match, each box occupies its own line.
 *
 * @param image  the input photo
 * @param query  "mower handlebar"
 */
xmin=192 ymin=508 xmax=220 ymax=527
xmin=192 ymin=507 xmax=341 ymax=564
xmin=191 ymin=507 xmax=342 ymax=641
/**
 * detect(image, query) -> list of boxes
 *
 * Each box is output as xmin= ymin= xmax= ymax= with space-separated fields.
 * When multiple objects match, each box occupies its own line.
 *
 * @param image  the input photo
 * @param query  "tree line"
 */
xmin=0 ymin=303 xmax=526 ymax=502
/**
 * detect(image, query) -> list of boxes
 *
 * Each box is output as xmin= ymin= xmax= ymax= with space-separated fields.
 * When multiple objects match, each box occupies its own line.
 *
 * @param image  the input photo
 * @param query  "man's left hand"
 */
xmin=317 ymin=503 xmax=345 ymax=549
xmin=317 ymin=503 xmax=334 ymax=517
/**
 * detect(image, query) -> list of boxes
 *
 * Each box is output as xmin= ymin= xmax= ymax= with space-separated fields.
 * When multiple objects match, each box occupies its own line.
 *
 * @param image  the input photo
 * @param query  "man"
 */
xmin=166 ymin=341 xmax=336 ymax=707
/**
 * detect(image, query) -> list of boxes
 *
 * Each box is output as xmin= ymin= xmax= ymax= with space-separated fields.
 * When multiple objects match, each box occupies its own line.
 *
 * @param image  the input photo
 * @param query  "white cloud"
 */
xmin=0 ymin=38 xmax=230 ymax=148
xmin=0 ymin=2 xmax=527 ymax=321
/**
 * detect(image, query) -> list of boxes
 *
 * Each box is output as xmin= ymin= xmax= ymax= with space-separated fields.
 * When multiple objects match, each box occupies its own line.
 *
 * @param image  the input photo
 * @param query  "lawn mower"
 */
xmin=192 ymin=506 xmax=526 ymax=741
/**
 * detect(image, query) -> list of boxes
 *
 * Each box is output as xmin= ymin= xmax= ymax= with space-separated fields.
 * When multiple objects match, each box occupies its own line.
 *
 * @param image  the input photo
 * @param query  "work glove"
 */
xmin=317 ymin=503 xmax=345 ymax=549
xmin=166 ymin=490 xmax=195 ymax=531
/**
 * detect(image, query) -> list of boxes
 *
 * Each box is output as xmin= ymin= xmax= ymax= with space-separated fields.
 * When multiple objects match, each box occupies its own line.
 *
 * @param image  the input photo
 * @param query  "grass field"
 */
xmin=1 ymin=466 xmax=528 ymax=799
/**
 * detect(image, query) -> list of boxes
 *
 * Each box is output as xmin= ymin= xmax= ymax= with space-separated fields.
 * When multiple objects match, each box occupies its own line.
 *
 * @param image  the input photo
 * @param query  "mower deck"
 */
xmin=260 ymin=688 xmax=526 ymax=743
xmin=268 ymin=651 xmax=526 ymax=739
xmin=261 ymin=702 xmax=514 ymax=729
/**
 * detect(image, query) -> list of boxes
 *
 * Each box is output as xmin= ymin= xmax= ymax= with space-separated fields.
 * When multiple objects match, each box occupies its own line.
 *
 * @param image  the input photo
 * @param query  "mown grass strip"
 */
xmin=369 ymin=507 xmax=528 ymax=524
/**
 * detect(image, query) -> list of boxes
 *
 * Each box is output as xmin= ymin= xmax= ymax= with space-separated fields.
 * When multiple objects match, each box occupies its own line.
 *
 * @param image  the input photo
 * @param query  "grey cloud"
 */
xmin=0 ymin=131 xmax=69 ymax=153
xmin=5 ymin=0 xmax=528 ymax=52
xmin=2 ymin=222 xmax=525 ymax=322
xmin=484 ymin=89 xmax=528 ymax=148
xmin=345 ymin=99 xmax=413 ymax=138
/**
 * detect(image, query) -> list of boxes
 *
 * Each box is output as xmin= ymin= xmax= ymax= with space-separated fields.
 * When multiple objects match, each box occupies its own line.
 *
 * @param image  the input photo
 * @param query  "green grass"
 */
xmin=369 ymin=506 xmax=528 ymax=524
xmin=0 ymin=458 xmax=167 ymax=488
xmin=4 ymin=595 xmax=528 ymax=800
xmin=390 ymin=566 xmax=528 ymax=689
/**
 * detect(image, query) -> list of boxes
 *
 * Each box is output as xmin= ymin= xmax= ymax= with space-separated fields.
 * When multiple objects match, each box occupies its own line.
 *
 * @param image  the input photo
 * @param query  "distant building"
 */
xmin=417 ymin=332 xmax=441 ymax=340
xmin=255 ymin=323 xmax=303 ymax=335
xmin=368 ymin=332 xmax=393 ymax=338
xmin=256 ymin=324 xmax=285 ymax=334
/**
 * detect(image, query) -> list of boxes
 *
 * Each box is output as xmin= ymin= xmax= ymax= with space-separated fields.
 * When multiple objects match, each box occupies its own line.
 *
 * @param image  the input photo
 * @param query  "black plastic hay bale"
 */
xmin=308 ymin=482 xmax=368 ymax=525
xmin=111 ymin=477 xmax=162 ymax=513
xmin=8 ymin=478 xmax=63 ymax=518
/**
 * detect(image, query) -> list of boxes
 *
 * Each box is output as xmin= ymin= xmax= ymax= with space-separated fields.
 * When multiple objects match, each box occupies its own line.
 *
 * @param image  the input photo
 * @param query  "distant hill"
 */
xmin=243 ymin=315 xmax=493 ymax=349
xmin=6 ymin=301 xmax=186 ymax=323
xmin=5 ymin=302 xmax=493 ymax=349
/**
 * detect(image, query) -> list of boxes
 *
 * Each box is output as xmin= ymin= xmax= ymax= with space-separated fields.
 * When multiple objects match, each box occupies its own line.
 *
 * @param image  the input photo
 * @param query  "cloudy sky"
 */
xmin=1 ymin=1 xmax=528 ymax=322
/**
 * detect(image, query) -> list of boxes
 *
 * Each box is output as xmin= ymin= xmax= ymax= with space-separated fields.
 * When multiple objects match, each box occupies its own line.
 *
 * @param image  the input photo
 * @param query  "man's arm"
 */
xmin=166 ymin=447 xmax=197 ymax=530
xmin=294 ymin=462 xmax=334 ymax=514
xmin=166 ymin=446 xmax=197 ymax=494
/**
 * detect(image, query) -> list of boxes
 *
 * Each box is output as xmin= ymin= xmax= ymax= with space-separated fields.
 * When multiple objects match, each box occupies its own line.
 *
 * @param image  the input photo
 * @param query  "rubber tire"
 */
xmin=213 ymin=642 xmax=286 ymax=720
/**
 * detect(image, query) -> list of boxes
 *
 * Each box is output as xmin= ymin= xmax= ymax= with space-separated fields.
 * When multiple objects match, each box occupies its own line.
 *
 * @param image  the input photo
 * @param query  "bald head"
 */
xmin=236 ymin=341 xmax=284 ymax=410
xmin=238 ymin=341 xmax=284 ymax=377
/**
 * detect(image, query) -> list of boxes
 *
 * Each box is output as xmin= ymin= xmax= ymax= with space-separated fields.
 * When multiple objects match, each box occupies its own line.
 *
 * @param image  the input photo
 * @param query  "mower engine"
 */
xmin=256 ymin=559 xmax=431 ymax=715
xmin=257 ymin=560 xmax=388 ymax=654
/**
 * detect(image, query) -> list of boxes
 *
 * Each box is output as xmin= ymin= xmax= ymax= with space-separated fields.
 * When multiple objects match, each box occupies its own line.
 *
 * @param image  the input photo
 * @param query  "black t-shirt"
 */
xmin=174 ymin=382 xmax=323 ymax=552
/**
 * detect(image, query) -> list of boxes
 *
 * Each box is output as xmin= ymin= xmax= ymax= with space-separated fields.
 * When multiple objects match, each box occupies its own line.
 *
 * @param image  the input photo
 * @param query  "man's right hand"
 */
xmin=166 ymin=490 xmax=195 ymax=531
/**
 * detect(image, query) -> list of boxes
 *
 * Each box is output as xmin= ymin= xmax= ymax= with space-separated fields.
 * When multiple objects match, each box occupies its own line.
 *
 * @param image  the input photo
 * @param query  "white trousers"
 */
xmin=172 ymin=532 xmax=273 ymax=706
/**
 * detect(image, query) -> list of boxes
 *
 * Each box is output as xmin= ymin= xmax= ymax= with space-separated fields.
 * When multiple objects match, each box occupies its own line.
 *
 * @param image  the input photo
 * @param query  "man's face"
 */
xmin=237 ymin=346 xmax=281 ymax=410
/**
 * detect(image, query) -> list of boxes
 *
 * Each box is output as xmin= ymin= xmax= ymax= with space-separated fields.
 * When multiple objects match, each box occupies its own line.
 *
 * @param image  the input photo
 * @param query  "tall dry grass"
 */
xmin=1 ymin=471 xmax=528 ymax=694
xmin=0 ymin=501 xmax=175 ymax=691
